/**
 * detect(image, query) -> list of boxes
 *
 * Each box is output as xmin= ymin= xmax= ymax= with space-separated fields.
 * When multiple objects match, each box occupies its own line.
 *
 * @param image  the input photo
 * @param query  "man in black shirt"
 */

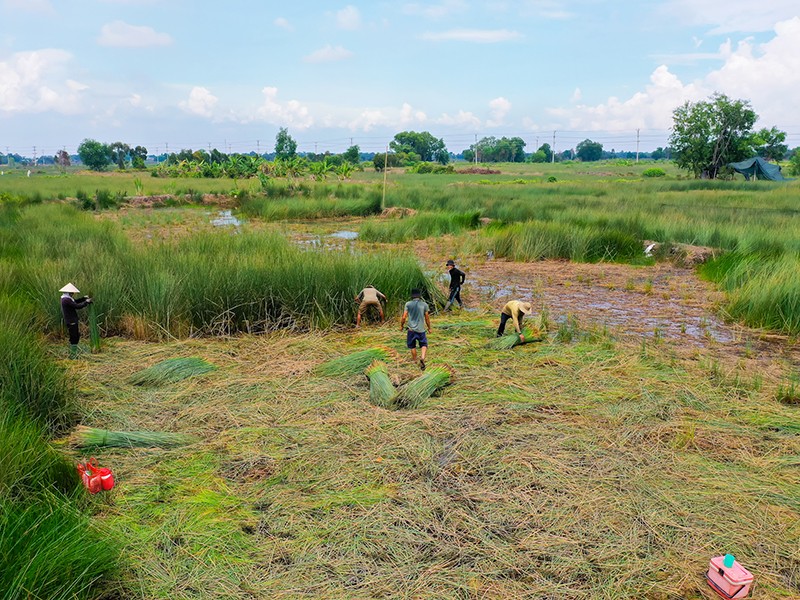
xmin=444 ymin=259 xmax=466 ymax=311
xmin=60 ymin=283 xmax=92 ymax=357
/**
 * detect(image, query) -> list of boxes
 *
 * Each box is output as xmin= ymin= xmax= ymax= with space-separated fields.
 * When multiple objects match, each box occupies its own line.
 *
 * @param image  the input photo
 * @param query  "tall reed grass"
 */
xmin=6 ymin=204 xmax=442 ymax=338
xmin=240 ymin=188 xmax=381 ymax=220
xmin=359 ymin=211 xmax=482 ymax=243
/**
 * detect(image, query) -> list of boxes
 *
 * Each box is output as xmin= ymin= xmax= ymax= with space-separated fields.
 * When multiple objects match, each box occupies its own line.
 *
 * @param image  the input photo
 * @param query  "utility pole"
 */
xmin=474 ymin=133 xmax=478 ymax=165
xmin=314 ymin=141 xmax=318 ymax=154
xmin=551 ymin=131 xmax=556 ymax=163
xmin=256 ymin=140 xmax=260 ymax=155
xmin=636 ymin=129 xmax=640 ymax=163
xmin=32 ymin=146 xmax=37 ymax=166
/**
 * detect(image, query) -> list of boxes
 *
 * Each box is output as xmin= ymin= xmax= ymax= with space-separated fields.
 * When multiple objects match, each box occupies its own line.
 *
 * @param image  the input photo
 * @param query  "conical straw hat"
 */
xmin=59 ymin=283 xmax=80 ymax=293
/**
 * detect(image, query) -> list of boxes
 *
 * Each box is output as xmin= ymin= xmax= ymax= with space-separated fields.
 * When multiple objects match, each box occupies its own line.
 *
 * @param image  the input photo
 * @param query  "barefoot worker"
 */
xmin=355 ymin=284 xmax=386 ymax=327
xmin=400 ymin=288 xmax=431 ymax=371
xmin=60 ymin=283 xmax=93 ymax=357
xmin=496 ymin=300 xmax=532 ymax=342
xmin=444 ymin=259 xmax=466 ymax=311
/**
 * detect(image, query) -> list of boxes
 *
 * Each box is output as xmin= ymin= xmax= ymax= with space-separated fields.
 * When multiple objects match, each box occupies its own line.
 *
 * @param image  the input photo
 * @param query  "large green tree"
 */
xmin=669 ymin=93 xmax=757 ymax=179
xmin=109 ymin=142 xmax=131 ymax=170
xmin=77 ymin=139 xmax=112 ymax=171
xmin=753 ymin=126 xmax=788 ymax=162
xmin=576 ymin=139 xmax=603 ymax=162
xmin=274 ymin=127 xmax=297 ymax=160
xmin=390 ymin=131 xmax=448 ymax=164
xmin=463 ymin=136 xmax=526 ymax=163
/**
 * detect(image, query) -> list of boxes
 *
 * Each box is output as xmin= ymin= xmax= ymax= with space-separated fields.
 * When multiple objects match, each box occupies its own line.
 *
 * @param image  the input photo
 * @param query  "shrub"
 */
xmin=642 ymin=167 xmax=666 ymax=178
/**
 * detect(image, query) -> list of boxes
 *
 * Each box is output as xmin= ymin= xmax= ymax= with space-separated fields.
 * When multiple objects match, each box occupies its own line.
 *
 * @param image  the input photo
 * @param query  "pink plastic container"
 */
xmin=706 ymin=556 xmax=753 ymax=599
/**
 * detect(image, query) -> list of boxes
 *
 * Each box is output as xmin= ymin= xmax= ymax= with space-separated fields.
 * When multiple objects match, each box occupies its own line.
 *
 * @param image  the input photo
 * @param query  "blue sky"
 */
xmin=1 ymin=0 xmax=798 ymax=157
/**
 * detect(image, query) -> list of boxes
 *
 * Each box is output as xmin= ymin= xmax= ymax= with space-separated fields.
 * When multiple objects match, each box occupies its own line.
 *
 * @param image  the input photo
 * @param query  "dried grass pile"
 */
xmin=364 ymin=361 xmax=397 ymax=409
xmin=71 ymin=426 xmax=197 ymax=449
xmin=317 ymin=347 xmax=393 ymax=377
xmin=129 ymin=357 xmax=217 ymax=386
xmin=396 ymin=366 xmax=451 ymax=409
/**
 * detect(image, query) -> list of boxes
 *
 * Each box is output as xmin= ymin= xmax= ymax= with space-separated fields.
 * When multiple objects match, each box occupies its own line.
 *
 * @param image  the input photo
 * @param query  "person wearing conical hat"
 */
xmin=60 ymin=283 xmax=92 ymax=357
xmin=496 ymin=300 xmax=532 ymax=341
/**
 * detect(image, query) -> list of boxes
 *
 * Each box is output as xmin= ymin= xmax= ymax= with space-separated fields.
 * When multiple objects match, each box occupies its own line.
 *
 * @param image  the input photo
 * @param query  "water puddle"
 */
xmin=211 ymin=210 xmax=242 ymax=227
xmin=475 ymin=282 xmax=733 ymax=345
xmin=329 ymin=230 xmax=359 ymax=240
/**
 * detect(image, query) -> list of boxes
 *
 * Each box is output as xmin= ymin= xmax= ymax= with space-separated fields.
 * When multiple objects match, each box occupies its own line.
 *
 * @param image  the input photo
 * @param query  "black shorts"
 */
xmin=406 ymin=330 xmax=428 ymax=348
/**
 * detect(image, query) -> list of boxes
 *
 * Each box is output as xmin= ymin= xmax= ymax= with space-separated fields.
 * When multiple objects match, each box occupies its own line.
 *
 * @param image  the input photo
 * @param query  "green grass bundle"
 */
xmin=88 ymin=303 xmax=101 ymax=353
xmin=489 ymin=327 xmax=543 ymax=350
xmin=364 ymin=361 xmax=397 ymax=409
xmin=317 ymin=347 xmax=393 ymax=377
xmin=71 ymin=425 xmax=198 ymax=449
xmin=129 ymin=357 xmax=217 ymax=386
xmin=396 ymin=366 xmax=451 ymax=409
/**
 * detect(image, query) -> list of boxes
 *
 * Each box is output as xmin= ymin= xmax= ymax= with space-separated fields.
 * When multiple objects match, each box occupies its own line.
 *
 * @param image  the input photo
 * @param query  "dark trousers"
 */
xmin=497 ymin=313 xmax=516 ymax=337
xmin=447 ymin=286 xmax=462 ymax=307
xmin=67 ymin=322 xmax=80 ymax=345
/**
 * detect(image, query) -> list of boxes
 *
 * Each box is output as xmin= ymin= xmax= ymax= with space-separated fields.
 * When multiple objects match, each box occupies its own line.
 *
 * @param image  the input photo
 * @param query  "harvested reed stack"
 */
xmin=71 ymin=426 xmax=197 ymax=449
xmin=364 ymin=361 xmax=397 ymax=409
xmin=317 ymin=347 xmax=394 ymax=377
xmin=396 ymin=365 xmax=452 ymax=409
xmin=88 ymin=303 xmax=101 ymax=353
xmin=129 ymin=357 xmax=217 ymax=386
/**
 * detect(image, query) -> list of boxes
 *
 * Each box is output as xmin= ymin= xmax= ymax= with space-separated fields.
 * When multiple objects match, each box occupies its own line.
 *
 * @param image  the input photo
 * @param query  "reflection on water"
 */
xmin=329 ymin=230 xmax=359 ymax=240
xmin=211 ymin=210 xmax=242 ymax=227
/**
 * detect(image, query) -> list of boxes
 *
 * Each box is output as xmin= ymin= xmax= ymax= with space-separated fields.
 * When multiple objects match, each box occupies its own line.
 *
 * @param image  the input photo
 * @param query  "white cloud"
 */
xmin=336 ymin=5 xmax=362 ymax=30
xmin=346 ymin=102 xmax=427 ymax=131
xmin=0 ymin=49 xmax=86 ymax=113
xmin=256 ymin=87 xmax=312 ymax=128
xmin=403 ymin=0 xmax=468 ymax=19
xmin=487 ymin=96 xmax=511 ymax=126
xmin=304 ymin=45 xmax=354 ymax=63
xmin=97 ymin=21 xmax=173 ymax=48
xmin=274 ymin=17 xmax=293 ymax=31
xmin=661 ymin=0 xmax=799 ymax=33
xmin=421 ymin=29 xmax=522 ymax=43
xmin=436 ymin=110 xmax=481 ymax=129
xmin=570 ymin=87 xmax=582 ymax=103
xmin=179 ymin=86 xmax=218 ymax=118
xmin=518 ymin=0 xmax=574 ymax=20
xmin=399 ymin=102 xmax=427 ymax=125
xmin=1 ymin=0 xmax=54 ymax=14
xmin=544 ymin=17 xmax=800 ymax=131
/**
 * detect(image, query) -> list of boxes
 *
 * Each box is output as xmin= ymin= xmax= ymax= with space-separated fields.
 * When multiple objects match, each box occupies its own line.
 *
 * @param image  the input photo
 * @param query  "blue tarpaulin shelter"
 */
xmin=728 ymin=157 xmax=787 ymax=181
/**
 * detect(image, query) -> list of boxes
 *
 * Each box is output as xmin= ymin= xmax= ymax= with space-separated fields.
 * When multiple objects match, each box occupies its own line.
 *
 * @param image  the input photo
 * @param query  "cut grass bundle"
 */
xmin=489 ymin=327 xmax=543 ymax=350
xmin=88 ymin=302 xmax=101 ymax=353
xmin=396 ymin=365 xmax=451 ymax=409
xmin=129 ymin=357 xmax=217 ymax=386
xmin=364 ymin=361 xmax=397 ymax=409
xmin=71 ymin=426 xmax=198 ymax=449
xmin=317 ymin=347 xmax=393 ymax=377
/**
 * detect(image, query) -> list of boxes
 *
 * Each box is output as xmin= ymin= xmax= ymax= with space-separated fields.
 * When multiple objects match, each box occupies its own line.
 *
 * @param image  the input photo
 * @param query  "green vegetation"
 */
xmin=4 ymin=160 xmax=800 ymax=597
xmin=72 ymin=426 xmax=198 ymax=449
xmin=317 ymin=348 xmax=394 ymax=377
xmin=129 ymin=357 xmax=218 ymax=386
xmin=359 ymin=211 xmax=481 ymax=243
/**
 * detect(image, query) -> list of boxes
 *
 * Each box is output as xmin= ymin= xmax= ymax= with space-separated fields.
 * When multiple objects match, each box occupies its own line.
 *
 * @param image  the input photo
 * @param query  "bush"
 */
xmin=642 ymin=167 xmax=666 ymax=178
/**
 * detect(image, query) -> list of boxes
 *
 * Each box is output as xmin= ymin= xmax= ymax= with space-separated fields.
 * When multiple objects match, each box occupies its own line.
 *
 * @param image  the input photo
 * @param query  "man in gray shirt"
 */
xmin=400 ymin=288 xmax=431 ymax=371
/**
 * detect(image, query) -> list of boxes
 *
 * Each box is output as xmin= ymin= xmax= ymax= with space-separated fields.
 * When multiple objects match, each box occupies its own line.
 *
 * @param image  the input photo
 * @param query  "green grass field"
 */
xmin=2 ymin=161 xmax=800 ymax=598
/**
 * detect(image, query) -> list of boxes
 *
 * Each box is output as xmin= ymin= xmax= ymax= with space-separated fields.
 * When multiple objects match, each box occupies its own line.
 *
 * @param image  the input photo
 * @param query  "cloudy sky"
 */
xmin=1 ymin=0 xmax=798 ymax=156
